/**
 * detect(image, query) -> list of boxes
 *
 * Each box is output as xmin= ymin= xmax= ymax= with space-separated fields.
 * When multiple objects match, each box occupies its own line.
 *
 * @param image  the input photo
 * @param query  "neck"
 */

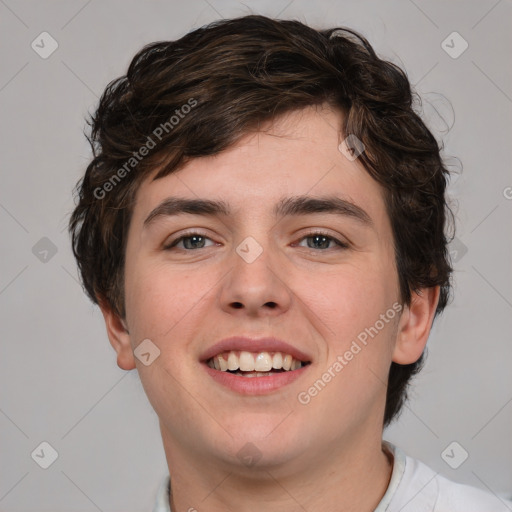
xmin=161 ymin=431 xmax=393 ymax=512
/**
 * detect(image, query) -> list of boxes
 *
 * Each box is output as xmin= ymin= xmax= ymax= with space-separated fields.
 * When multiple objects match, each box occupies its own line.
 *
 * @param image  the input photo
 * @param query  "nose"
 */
xmin=218 ymin=237 xmax=292 ymax=318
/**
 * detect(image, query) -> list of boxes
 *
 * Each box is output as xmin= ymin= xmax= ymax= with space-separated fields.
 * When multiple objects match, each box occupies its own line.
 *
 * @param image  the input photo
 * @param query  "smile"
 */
xmin=206 ymin=350 xmax=309 ymax=377
xmin=200 ymin=336 xmax=312 ymax=394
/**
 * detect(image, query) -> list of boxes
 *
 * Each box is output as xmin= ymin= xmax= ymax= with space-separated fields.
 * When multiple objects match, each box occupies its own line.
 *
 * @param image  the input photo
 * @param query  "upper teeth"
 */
xmin=208 ymin=351 xmax=303 ymax=372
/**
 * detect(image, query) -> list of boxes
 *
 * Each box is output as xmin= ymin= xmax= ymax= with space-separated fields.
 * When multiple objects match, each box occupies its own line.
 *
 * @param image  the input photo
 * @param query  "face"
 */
xmin=113 ymin=104 xmax=411 ymax=471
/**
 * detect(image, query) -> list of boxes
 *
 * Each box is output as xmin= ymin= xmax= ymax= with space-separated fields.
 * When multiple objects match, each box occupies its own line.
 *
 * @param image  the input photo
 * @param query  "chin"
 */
xmin=218 ymin=419 xmax=308 ymax=469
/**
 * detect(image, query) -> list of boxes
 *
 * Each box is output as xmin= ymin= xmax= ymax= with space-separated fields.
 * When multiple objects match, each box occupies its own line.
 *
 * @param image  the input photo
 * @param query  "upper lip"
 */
xmin=200 ymin=336 xmax=312 ymax=363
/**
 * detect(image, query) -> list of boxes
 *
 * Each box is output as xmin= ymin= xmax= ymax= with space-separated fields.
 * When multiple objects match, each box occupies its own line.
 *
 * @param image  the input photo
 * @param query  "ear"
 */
xmin=98 ymin=298 xmax=136 ymax=371
xmin=392 ymin=286 xmax=440 ymax=364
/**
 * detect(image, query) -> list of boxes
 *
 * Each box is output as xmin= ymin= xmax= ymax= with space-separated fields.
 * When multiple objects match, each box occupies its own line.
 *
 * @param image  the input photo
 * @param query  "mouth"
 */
xmin=206 ymin=350 xmax=311 ymax=378
xmin=200 ymin=336 xmax=312 ymax=395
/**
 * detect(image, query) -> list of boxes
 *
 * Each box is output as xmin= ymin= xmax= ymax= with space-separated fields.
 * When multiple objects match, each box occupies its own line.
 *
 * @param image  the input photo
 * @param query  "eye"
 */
xmin=296 ymin=231 xmax=349 ymax=251
xmin=164 ymin=230 xmax=348 ymax=251
xmin=165 ymin=232 xmax=216 ymax=250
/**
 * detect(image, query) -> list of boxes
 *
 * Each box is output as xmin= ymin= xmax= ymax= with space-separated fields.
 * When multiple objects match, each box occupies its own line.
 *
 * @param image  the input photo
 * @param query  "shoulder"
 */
xmin=393 ymin=447 xmax=512 ymax=512
xmin=433 ymin=469 xmax=512 ymax=512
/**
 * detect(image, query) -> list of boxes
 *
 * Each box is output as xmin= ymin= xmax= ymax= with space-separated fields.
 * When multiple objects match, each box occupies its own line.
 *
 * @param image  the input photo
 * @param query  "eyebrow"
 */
xmin=143 ymin=195 xmax=373 ymax=228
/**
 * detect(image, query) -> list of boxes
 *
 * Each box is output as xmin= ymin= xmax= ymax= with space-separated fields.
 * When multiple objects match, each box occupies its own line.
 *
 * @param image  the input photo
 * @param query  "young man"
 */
xmin=69 ymin=15 xmax=512 ymax=512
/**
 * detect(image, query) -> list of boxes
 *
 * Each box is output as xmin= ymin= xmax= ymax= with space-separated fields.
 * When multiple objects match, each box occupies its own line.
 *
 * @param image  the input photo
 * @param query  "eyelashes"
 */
xmin=164 ymin=230 xmax=349 ymax=252
xmin=165 ymin=232 xmax=216 ymax=251
xmin=294 ymin=231 xmax=349 ymax=250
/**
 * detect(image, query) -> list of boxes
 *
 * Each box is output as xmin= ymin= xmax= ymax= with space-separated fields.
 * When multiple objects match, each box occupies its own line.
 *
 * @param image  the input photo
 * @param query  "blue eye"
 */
xmin=164 ymin=231 xmax=348 ymax=251
xmin=166 ymin=233 xmax=215 ymax=250
xmin=297 ymin=232 xmax=348 ymax=250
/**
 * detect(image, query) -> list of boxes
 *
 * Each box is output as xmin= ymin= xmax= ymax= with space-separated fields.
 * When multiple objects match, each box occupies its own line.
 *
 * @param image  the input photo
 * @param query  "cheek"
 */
xmin=124 ymin=258 xmax=206 ymax=341
xmin=297 ymin=263 xmax=399 ymax=423
xmin=296 ymin=259 xmax=396 ymax=346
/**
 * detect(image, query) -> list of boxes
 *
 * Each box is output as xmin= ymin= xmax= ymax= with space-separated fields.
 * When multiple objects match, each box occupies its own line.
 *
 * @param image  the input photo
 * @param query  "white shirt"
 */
xmin=152 ymin=441 xmax=512 ymax=511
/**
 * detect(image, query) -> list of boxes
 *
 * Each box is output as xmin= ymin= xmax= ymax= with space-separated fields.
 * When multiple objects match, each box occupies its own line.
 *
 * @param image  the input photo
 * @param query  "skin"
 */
xmin=101 ymin=103 xmax=439 ymax=512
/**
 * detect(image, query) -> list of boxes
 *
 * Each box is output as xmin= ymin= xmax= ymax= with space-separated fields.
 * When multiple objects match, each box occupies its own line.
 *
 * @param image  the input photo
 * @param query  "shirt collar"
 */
xmin=374 ymin=441 xmax=407 ymax=511
xmin=152 ymin=474 xmax=171 ymax=512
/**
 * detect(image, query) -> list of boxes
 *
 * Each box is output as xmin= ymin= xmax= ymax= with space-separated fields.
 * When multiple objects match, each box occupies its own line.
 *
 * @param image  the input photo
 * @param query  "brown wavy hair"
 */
xmin=69 ymin=14 xmax=454 ymax=427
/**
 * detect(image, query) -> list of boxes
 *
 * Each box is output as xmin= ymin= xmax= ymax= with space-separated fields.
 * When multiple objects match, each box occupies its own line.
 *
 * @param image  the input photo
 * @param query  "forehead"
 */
xmin=131 ymin=105 xmax=387 ymax=225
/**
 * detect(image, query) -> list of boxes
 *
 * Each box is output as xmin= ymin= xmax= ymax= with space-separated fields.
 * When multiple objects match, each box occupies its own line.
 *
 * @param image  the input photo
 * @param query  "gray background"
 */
xmin=1 ymin=0 xmax=511 ymax=510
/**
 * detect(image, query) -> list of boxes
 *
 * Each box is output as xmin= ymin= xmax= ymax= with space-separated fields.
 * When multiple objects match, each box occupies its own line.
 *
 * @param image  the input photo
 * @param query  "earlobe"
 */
xmin=392 ymin=286 xmax=440 ymax=365
xmin=98 ymin=299 xmax=136 ymax=371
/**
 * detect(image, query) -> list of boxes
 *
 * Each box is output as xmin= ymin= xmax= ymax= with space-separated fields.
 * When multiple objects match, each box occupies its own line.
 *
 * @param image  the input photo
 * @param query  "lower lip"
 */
xmin=202 ymin=364 xmax=310 ymax=395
